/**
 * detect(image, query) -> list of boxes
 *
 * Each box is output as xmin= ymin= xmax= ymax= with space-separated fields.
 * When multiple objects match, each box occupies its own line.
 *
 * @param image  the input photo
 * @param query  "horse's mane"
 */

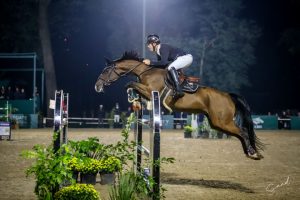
xmin=116 ymin=51 xmax=141 ymax=62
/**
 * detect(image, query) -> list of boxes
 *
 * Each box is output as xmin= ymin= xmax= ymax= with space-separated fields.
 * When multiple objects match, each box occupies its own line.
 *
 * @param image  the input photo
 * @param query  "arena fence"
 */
xmin=40 ymin=115 xmax=300 ymax=130
xmin=1 ymin=100 xmax=299 ymax=130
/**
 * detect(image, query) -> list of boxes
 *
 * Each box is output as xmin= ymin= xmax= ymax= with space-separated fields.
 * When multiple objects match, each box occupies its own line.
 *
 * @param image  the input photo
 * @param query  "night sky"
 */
xmin=1 ymin=0 xmax=299 ymax=116
xmin=241 ymin=0 xmax=299 ymax=114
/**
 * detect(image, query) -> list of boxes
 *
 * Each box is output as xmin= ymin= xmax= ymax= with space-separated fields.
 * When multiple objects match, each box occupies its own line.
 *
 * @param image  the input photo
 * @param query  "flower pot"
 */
xmin=100 ymin=173 xmax=115 ymax=185
xmin=184 ymin=131 xmax=192 ymax=138
xmin=201 ymin=131 xmax=209 ymax=139
xmin=72 ymin=171 xmax=79 ymax=183
xmin=80 ymin=173 xmax=97 ymax=185
xmin=217 ymin=132 xmax=224 ymax=139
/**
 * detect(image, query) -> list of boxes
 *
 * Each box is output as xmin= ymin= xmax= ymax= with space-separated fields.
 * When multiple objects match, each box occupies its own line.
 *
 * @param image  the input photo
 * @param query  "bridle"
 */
xmin=96 ymin=61 xmax=147 ymax=86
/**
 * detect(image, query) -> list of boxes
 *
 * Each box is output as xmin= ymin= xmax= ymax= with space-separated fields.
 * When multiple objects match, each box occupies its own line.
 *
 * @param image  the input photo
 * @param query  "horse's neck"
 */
xmin=123 ymin=60 xmax=166 ymax=90
xmin=138 ymin=66 xmax=166 ymax=92
xmin=131 ymin=62 xmax=153 ymax=77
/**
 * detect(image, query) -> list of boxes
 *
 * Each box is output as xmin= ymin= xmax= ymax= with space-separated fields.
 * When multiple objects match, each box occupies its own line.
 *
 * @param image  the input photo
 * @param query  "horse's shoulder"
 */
xmin=149 ymin=66 xmax=167 ymax=73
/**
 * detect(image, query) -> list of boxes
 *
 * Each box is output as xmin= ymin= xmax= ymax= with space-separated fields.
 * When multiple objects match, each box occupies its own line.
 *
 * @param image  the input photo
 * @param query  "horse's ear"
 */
xmin=104 ymin=57 xmax=113 ymax=65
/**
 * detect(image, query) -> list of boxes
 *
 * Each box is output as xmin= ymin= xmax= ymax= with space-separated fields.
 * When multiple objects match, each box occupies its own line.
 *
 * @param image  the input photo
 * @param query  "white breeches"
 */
xmin=167 ymin=54 xmax=193 ymax=70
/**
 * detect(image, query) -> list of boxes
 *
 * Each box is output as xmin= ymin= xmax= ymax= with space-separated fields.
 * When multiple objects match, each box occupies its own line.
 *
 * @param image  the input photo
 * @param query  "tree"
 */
xmin=103 ymin=0 xmax=261 ymax=93
xmin=0 ymin=0 xmax=85 ymax=117
xmin=161 ymin=0 xmax=261 ymax=93
xmin=0 ymin=0 xmax=56 ymax=117
xmin=39 ymin=0 xmax=57 ymax=117
xmin=0 ymin=1 xmax=40 ymax=52
xmin=40 ymin=0 xmax=85 ymax=116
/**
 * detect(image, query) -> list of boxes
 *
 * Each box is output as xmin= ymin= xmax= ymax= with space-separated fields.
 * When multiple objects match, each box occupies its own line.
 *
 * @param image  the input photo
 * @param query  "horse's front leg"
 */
xmin=126 ymin=82 xmax=152 ymax=100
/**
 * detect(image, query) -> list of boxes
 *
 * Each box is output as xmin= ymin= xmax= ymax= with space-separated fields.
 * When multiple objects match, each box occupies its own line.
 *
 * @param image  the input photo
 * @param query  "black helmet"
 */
xmin=146 ymin=34 xmax=160 ymax=44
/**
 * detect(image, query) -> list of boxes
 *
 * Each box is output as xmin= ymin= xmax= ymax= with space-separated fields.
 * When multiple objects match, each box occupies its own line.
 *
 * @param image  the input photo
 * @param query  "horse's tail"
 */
xmin=229 ymin=93 xmax=265 ymax=152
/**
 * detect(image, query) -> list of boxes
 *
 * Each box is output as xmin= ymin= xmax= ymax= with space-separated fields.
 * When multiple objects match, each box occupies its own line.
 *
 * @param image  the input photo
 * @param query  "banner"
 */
xmin=251 ymin=115 xmax=278 ymax=130
xmin=0 ymin=121 xmax=10 ymax=137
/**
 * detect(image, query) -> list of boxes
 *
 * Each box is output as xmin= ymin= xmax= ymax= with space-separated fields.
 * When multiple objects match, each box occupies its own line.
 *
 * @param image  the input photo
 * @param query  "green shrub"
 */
xmin=21 ymin=145 xmax=74 ymax=200
xmin=67 ymin=157 xmax=79 ymax=171
xmin=183 ymin=125 xmax=194 ymax=133
xmin=77 ymin=158 xmax=101 ymax=174
xmin=68 ymin=137 xmax=104 ymax=158
xmin=99 ymin=156 xmax=122 ymax=174
xmin=199 ymin=116 xmax=220 ymax=139
xmin=54 ymin=184 xmax=100 ymax=200
xmin=109 ymin=171 xmax=149 ymax=200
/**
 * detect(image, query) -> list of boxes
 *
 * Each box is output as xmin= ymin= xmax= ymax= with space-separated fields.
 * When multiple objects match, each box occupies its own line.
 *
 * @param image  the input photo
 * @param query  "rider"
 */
xmin=143 ymin=34 xmax=193 ymax=98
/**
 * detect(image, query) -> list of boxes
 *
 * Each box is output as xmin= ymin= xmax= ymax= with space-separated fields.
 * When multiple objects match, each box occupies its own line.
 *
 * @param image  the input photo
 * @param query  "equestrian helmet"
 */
xmin=147 ymin=34 xmax=160 ymax=44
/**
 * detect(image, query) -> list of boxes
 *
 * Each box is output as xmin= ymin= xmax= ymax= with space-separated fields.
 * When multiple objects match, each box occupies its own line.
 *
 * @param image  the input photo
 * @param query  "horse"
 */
xmin=95 ymin=51 xmax=264 ymax=160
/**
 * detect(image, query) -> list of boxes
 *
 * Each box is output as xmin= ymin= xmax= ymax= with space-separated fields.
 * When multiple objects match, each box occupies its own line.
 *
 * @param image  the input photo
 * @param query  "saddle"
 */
xmin=166 ymin=70 xmax=200 ymax=93
xmin=127 ymin=69 xmax=201 ymax=113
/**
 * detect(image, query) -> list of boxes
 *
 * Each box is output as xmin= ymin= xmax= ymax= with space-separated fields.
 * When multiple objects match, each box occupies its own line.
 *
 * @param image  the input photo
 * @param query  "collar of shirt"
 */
xmin=156 ymin=44 xmax=161 ymax=56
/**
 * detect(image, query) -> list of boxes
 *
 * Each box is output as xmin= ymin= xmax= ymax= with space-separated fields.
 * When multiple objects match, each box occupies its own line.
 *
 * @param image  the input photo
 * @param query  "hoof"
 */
xmin=247 ymin=147 xmax=263 ymax=160
xmin=247 ymin=151 xmax=264 ymax=160
xmin=247 ymin=153 xmax=261 ymax=160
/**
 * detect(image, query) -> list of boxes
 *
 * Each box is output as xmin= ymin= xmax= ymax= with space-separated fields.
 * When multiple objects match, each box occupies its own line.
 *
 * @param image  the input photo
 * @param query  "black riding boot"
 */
xmin=169 ymin=67 xmax=184 ymax=98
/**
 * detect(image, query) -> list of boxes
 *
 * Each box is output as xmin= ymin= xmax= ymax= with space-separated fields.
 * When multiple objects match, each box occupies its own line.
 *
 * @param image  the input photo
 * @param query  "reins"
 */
xmin=97 ymin=61 xmax=154 ymax=85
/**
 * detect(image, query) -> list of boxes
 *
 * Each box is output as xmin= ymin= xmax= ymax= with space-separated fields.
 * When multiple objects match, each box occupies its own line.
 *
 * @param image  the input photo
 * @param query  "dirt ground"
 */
xmin=0 ymin=128 xmax=300 ymax=200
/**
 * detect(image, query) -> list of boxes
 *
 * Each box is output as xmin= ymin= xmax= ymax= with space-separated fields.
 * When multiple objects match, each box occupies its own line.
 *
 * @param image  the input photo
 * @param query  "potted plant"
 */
xmin=99 ymin=156 xmax=121 ymax=185
xmin=198 ymin=116 xmax=210 ymax=138
xmin=217 ymin=131 xmax=224 ymax=139
xmin=183 ymin=125 xmax=193 ymax=138
xmin=109 ymin=171 xmax=150 ymax=200
xmin=68 ymin=137 xmax=104 ymax=158
xmin=77 ymin=158 xmax=101 ymax=185
xmin=54 ymin=183 xmax=100 ymax=200
xmin=22 ymin=144 xmax=75 ymax=199
xmin=67 ymin=157 xmax=82 ymax=182
xmin=209 ymin=128 xmax=218 ymax=139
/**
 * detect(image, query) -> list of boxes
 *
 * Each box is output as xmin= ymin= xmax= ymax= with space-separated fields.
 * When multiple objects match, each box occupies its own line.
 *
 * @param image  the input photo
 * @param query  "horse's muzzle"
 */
xmin=95 ymin=85 xmax=104 ymax=93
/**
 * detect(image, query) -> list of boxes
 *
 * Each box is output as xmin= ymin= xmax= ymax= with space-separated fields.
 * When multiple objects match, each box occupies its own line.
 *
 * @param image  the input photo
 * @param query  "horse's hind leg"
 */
xmin=240 ymin=128 xmax=261 ymax=159
xmin=234 ymin=108 xmax=264 ymax=159
xmin=214 ymin=121 xmax=248 ymax=154
xmin=212 ymin=119 xmax=261 ymax=160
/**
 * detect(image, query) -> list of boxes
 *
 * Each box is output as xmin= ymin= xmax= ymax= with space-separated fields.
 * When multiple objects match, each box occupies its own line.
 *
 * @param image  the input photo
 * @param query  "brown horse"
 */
xmin=95 ymin=51 xmax=264 ymax=160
